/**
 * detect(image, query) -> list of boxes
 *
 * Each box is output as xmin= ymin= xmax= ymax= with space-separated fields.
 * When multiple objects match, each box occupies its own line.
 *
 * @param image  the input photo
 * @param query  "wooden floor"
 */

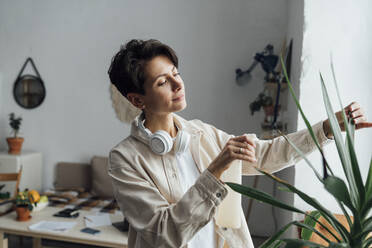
xmin=6 ymin=234 xmax=268 ymax=248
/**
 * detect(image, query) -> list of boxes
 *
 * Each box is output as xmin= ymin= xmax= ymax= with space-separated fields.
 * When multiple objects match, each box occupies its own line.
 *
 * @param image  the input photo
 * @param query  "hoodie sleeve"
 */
xmin=194 ymin=119 xmax=332 ymax=176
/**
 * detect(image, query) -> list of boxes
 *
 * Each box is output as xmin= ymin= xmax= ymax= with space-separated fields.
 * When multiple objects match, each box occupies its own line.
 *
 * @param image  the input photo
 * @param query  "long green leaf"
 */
xmin=345 ymin=122 xmax=365 ymax=206
xmin=277 ymin=186 xmax=292 ymax=193
xmin=349 ymin=119 xmax=355 ymax=142
xmin=280 ymin=57 xmax=334 ymax=176
xmin=363 ymin=236 xmax=372 ymax=248
xmin=351 ymin=214 xmax=364 ymax=245
xmin=302 ymin=211 xmax=321 ymax=240
xmin=229 ymin=182 xmax=341 ymax=242
xmin=226 ymin=182 xmax=303 ymax=214
xmin=265 ymin=240 xmax=283 ymax=248
xmin=257 ymin=168 xmax=350 ymax=242
xmin=304 ymin=212 xmax=342 ymax=243
xmin=294 ymin=221 xmax=332 ymax=244
xmin=330 ymin=59 xmax=357 ymax=148
xmin=280 ymin=131 xmax=323 ymax=182
xmin=330 ymin=59 xmax=354 ymax=146
xmin=328 ymin=243 xmax=350 ymax=248
xmin=365 ymin=157 xmax=372 ymax=199
xmin=354 ymin=228 xmax=372 ymax=242
xmin=337 ymin=201 xmax=353 ymax=232
xmin=362 ymin=216 xmax=372 ymax=229
xmin=321 ymin=71 xmax=366 ymax=240
xmin=272 ymin=188 xmax=342 ymax=243
xmin=330 ymin=59 xmax=360 ymax=202
xmin=319 ymin=73 xmax=360 ymax=208
xmin=361 ymin=196 xmax=372 ymax=218
xmin=322 ymin=69 xmax=365 ymax=208
xmin=259 ymin=221 xmax=295 ymax=248
xmin=343 ymin=117 xmax=364 ymax=211
xmin=324 ymin=176 xmax=354 ymax=212
xmin=228 ymin=180 xmax=342 ymax=242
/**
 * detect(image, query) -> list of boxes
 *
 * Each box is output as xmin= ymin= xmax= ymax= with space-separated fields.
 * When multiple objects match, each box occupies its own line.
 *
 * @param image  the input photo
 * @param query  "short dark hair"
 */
xmin=108 ymin=39 xmax=179 ymax=98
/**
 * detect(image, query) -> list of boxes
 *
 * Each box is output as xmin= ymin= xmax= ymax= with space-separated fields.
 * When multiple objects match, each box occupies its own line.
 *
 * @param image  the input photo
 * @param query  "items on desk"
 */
xmin=84 ymin=213 xmax=111 ymax=228
xmin=100 ymin=199 xmax=118 ymax=213
xmin=45 ymin=188 xmax=120 ymax=213
xmin=29 ymin=220 xmax=76 ymax=232
xmin=80 ymin=227 xmax=101 ymax=235
xmin=112 ymin=218 xmax=130 ymax=232
xmin=53 ymin=208 xmax=79 ymax=218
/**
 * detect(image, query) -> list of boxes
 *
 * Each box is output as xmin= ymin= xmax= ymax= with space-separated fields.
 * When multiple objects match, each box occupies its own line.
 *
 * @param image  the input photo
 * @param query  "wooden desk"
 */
xmin=0 ymin=206 xmax=128 ymax=248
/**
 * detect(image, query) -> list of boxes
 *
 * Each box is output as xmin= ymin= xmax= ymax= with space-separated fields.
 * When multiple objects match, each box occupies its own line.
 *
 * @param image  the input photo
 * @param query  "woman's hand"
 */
xmin=323 ymin=101 xmax=372 ymax=138
xmin=207 ymin=135 xmax=257 ymax=179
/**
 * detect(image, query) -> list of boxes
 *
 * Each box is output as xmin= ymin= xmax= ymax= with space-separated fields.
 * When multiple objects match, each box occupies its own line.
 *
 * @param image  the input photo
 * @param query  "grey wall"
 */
xmin=276 ymin=0 xmax=304 ymax=238
xmin=0 ymin=0 xmax=289 ymax=236
xmin=0 ymin=73 xmax=2 ymax=126
xmin=246 ymin=0 xmax=305 ymax=237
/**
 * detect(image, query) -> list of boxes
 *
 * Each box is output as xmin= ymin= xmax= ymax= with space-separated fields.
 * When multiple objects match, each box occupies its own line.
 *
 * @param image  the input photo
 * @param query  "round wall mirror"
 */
xmin=13 ymin=74 xmax=46 ymax=109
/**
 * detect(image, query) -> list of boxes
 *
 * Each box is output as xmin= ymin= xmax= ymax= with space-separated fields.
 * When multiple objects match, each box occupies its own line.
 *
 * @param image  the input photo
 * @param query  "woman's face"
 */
xmin=141 ymin=55 xmax=187 ymax=116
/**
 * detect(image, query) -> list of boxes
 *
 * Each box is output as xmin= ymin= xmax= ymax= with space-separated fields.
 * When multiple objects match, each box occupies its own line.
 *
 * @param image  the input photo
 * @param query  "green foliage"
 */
xmin=301 ymin=211 xmax=321 ymax=240
xmin=16 ymin=189 xmax=33 ymax=211
xmin=9 ymin=112 xmax=22 ymax=138
xmin=227 ymin=58 xmax=372 ymax=247
xmin=249 ymin=92 xmax=274 ymax=116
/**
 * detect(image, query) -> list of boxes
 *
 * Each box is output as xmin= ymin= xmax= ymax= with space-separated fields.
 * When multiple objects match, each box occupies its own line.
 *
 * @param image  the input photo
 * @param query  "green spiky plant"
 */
xmin=227 ymin=58 xmax=372 ymax=248
xmin=15 ymin=189 xmax=33 ymax=211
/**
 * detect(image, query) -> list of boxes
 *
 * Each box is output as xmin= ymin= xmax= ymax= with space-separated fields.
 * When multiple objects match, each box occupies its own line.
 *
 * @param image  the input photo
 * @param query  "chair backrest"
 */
xmin=0 ymin=166 xmax=22 ymax=198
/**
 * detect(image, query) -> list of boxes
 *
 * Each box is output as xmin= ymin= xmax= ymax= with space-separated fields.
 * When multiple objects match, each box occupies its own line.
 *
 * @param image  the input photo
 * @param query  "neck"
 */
xmin=143 ymin=112 xmax=178 ymax=138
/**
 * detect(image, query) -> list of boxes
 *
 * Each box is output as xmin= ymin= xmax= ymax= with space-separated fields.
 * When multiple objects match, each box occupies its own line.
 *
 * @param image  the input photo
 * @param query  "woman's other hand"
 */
xmin=207 ymin=135 xmax=256 ymax=179
xmin=323 ymin=101 xmax=372 ymax=138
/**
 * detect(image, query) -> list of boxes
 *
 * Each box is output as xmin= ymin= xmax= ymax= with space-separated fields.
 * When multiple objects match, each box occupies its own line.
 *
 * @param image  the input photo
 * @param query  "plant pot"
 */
xmin=6 ymin=137 xmax=24 ymax=155
xmin=15 ymin=205 xmax=31 ymax=221
xmin=263 ymin=105 xmax=281 ymax=116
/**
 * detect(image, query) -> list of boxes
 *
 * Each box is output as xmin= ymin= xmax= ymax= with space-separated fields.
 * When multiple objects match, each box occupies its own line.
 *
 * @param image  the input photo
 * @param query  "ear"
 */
xmin=127 ymin=93 xmax=145 ymax=110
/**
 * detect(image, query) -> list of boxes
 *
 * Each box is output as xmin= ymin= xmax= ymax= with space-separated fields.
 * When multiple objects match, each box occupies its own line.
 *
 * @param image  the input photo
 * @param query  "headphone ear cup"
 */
xmin=150 ymin=130 xmax=173 ymax=155
xmin=174 ymin=130 xmax=190 ymax=154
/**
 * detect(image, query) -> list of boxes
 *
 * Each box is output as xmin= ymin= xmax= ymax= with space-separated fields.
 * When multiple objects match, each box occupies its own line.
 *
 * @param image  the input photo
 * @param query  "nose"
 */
xmin=170 ymin=75 xmax=182 ymax=92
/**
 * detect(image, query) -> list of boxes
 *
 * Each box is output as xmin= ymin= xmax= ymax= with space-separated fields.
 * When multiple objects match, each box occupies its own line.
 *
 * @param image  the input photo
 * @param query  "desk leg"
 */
xmin=0 ymin=232 xmax=8 ymax=248
xmin=32 ymin=237 xmax=42 ymax=248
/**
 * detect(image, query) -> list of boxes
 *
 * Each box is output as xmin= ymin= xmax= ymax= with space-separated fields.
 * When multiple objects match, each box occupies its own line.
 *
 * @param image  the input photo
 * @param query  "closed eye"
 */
xmin=157 ymin=72 xmax=180 ymax=86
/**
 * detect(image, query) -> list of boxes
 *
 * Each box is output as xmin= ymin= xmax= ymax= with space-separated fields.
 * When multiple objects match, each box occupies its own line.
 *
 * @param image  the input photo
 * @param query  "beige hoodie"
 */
xmin=108 ymin=114 xmax=331 ymax=248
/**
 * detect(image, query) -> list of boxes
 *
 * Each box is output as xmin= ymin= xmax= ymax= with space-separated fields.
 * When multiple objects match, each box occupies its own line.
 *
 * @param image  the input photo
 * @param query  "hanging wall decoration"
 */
xmin=13 ymin=57 xmax=46 ymax=109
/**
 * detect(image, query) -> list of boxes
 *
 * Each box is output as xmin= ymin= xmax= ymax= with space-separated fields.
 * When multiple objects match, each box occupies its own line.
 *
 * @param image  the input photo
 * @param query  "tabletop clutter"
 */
xmin=1 ymin=186 xmax=129 ymax=234
xmin=1 ymin=155 xmax=130 ymax=242
xmin=34 ymin=188 xmax=129 ymax=234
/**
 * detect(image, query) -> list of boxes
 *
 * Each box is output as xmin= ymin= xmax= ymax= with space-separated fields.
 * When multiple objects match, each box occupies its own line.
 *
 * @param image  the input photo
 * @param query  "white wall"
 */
xmin=0 ymin=0 xmax=289 ymax=236
xmin=294 ymin=0 xmax=372 ymax=214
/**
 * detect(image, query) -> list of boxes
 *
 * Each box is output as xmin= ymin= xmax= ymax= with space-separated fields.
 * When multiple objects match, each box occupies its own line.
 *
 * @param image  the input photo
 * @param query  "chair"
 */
xmin=0 ymin=166 xmax=22 ymax=216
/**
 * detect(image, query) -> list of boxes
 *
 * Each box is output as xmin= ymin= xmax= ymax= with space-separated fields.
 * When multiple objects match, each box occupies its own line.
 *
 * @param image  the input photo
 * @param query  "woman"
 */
xmin=107 ymin=39 xmax=371 ymax=248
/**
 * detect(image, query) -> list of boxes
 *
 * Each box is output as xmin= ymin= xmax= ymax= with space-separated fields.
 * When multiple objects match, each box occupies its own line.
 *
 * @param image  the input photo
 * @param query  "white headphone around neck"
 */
xmin=138 ymin=114 xmax=190 ymax=155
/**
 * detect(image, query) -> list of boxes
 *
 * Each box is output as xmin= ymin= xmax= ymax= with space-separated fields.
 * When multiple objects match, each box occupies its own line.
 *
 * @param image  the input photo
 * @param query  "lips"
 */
xmin=172 ymin=94 xmax=184 ymax=101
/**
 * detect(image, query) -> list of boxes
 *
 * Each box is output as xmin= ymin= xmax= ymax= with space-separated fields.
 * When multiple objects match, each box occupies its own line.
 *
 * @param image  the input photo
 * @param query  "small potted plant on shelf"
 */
xmin=249 ymin=92 xmax=273 ymax=116
xmin=6 ymin=112 xmax=24 ymax=155
xmin=249 ymin=92 xmax=281 ymax=123
xmin=15 ymin=189 xmax=34 ymax=221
